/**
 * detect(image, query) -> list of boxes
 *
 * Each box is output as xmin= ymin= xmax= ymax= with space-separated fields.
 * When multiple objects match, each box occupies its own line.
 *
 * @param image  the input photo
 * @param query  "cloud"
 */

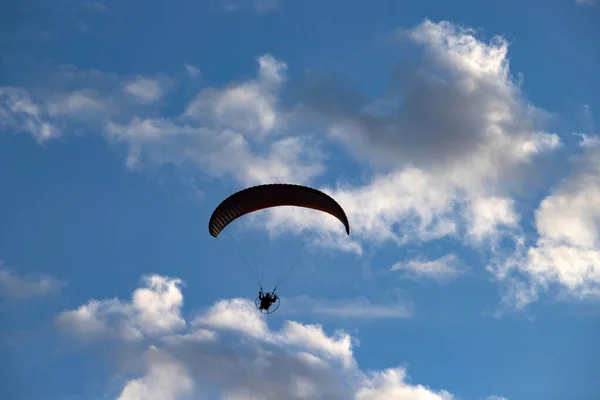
xmin=56 ymin=274 xmax=188 ymax=340
xmin=184 ymin=63 xmax=201 ymax=79
xmin=391 ymin=253 xmax=464 ymax=282
xmin=58 ymin=275 xmax=455 ymax=399
xmin=107 ymin=54 xmax=323 ymax=184
xmin=283 ymin=295 xmax=412 ymax=319
xmin=0 ymin=262 xmax=66 ymax=299
xmin=487 ymin=396 xmax=508 ymax=400
xmin=193 ymin=297 xmax=269 ymax=339
xmin=299 ymin=20 xmax=558 ymax=175
xmin=0 ymin=87 xmax=58 ymax=141
xmin=194 ymin=298 xmax=355 ymax=367
xmin=0 ymin=20 xmax=571 ymax=308
xmin=255 ymin=19 xmax=558 ymax=254
xmin=184 ymin=54 xmax=286 ymax=138
xmin=116 ymin=347 xmax=195 ymax=400
xmin=81 ymin=1 xmax=107 ymax=11
xmin=106 ymin=117 xmax=324 ymax=184
xmin=223 ymin=0 xmax=279 ymax=12
xmin=45 ymin=90 xmax=107 ymax=118
xmin=575 ymin=0 xmax=596 ymax=6
xmin=356 ymin=367 xmax=453 ymax=400
xmin=490 ymin=138 xmax=600 ymax=308
xmin=575 ymin=132 xmax=600 ymax=148
xmin=0 ymin=68 xmax=172 ymax=137
xmin=124 ymin=76 xmax=167 ymax=104
xmin=1 ymin=56 xmax=322 ymax=185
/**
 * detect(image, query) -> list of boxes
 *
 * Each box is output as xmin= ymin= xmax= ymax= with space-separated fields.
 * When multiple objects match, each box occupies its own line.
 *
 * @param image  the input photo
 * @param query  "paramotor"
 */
xmin=208 ymin=183 xmax=350 ymax=314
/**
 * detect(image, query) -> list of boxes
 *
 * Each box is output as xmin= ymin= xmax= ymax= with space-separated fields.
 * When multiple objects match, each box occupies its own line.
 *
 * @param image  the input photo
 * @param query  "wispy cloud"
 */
xmin=184 ymin=63 xmax=202 ymax=79
xmin=575 ymin=0 xmax=596 ymax=6
xmin=282 ymin=295 xmax=412 ymax=320
xmin=0 ymin=262 xmax=66 ymax=299
xmin=81 ymin=1 xmax=107 ymax=12
xmin=0 ymin=87 xmax=59 ymax=141
xmin=223 ymin=0 xmax=279 ymax=12
xmin=391 ymin=253 xmax=464 ymax=283
xmin=123 ymin=76 xmax=167 ymax=104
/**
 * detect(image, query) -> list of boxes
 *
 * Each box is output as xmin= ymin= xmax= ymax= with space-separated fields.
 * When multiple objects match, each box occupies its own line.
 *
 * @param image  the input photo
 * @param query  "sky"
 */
xmin=1 ymin=0 xmax=600 ymax=399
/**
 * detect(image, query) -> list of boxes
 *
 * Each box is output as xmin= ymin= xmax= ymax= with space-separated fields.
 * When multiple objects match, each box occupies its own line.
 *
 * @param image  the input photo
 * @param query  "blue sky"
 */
xmin=1 ymin=0 xmax=600 ymax=399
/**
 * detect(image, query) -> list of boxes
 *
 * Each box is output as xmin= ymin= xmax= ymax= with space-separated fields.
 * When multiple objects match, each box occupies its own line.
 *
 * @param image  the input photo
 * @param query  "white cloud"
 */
xmin=116 ymin=347 xmax=195 ymax=400
xmin=487 ymin=396 xmax=508 ymax=400
xmin=0 ymin=87 xmax=58 ymax=140
xmin=254 ymin=19 xmax=558 ymax=254
xmin=356 ymin=367 xmax=453 ymax=400
xmin=576 ymin=132 xmax=600 ymax=148
xmin=194 ymin=297 xmax=269 ymax=339
xmin=278 ymin=320 xmax=355 ymax=368
xmin=56 ymin=274 xmax=187 ymax=340
xmin=0 ymin=19 xmax=574 ymax=309
xmin=106 ymin=117 xmax=323 ymax=185
xmin=491 ymin=144 xmax=600 ymax=308
xmin=45 ymin=90 xmax=107 ymax=118
xmin=575 ymin=0 xmax=596 ymax=6
xmin=58 ymin=275 xmax=455 ymax=400
xmin=0 ymin=262 xmax=65 ymax=299
xmin=283 ymin=295 xmax=412 ymax=320
xmin=193 ymin=298 xmax=355 ymax=367
xmin=223 ymin=0 xmax=279 ymax=12
xmin=124 ymin=76 xmax=166 ymax=104
xmin=184 ymin=54 xmax=287 ymax=138
xmin=392 ymin=253 xmax=464 ymax=282
xmin=105 ymin=55 xmax=322 ymax=185
xmin=81 ymin=1 xmax=107 ymax=11
xmin=184 ymin=63 xmax=201 ymax=79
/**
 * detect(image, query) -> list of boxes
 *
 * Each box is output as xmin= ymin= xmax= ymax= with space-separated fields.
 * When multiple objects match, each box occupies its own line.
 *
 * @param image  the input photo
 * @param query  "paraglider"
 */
xmin=208 ymin=183 xmax=350 ymax=314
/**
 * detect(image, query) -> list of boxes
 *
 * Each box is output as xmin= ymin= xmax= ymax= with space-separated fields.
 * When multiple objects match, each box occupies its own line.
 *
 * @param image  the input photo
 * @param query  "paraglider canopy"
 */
xmin=208 ymin=183 xmax=350 ymax=238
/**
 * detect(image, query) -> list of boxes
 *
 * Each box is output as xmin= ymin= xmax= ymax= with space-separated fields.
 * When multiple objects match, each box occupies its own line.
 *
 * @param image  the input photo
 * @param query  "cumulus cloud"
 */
xmin=58 ymin=275 xmax=455 ymax=399
xmin=184 ymin=54 xmax=286 ymax=138
xmin=391 ymin=253 xmax=464 ymax=282
xmin=0 ymin=56 xmax=323 ymax=186
xmin=300 ymin=20 xmax=558 ymax=175
xmin=255 ymin=19 xmax=559 ymax=254
xmin=356 ymin=367 xmax=453 ymax=400
xmin=56 ymin=274 xmax=187 ymax=340
xmin=107 ymin=54 xmax=323 ymax=184
xmin=0 ymin=262 xmax=66 ymax=299
xmin=124 ymin=76 xmax=167 ymax=104
xmin=491 ymin=137 xmax=600 ymax=308
xmin=106 ymin=117 xmax=323 ymax=184
xmin=116 ymin=347 xmax=195 ymax=400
